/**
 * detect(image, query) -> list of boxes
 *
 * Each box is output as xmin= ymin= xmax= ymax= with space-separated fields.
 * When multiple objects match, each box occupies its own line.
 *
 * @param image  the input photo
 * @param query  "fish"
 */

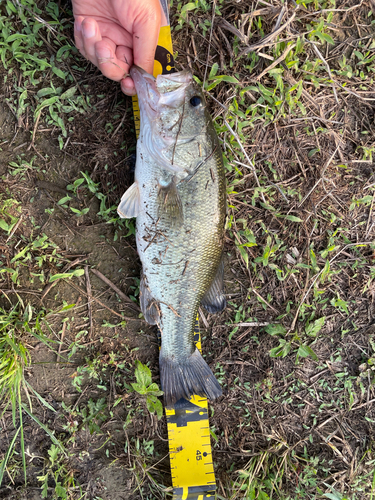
xmin=118 ymin=66 xmax=226 ymax=408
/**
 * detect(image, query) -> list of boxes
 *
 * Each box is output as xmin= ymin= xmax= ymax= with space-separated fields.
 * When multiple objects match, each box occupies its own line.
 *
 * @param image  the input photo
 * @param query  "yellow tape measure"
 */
xmin=130 ymin=20 xmax=217 ymax=500
xmin=165 ymin=321 xmax=216 ymax=500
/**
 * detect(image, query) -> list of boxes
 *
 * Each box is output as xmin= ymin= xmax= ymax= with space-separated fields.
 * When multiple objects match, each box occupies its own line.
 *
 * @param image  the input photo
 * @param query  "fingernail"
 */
xmin=96 ymin=47 xmax=111 ymax=60
xmin=83 ymin=21 xmax=95 ymax=39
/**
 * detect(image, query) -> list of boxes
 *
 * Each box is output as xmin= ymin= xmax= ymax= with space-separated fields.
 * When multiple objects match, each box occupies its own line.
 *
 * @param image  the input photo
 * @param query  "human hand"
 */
xmin=73 ymin=0 xmax=165 ymax=95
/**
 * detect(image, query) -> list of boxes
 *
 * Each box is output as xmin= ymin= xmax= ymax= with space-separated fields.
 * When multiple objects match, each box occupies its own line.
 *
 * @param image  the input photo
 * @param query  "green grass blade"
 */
xmin=0 ymin=425 xmax=21 ymax=486
xmin=17 ymin=392 xmax=26 ymax=485
xmin=25 ymin=380 xmax=56 ymax=413
xmin=22 ymin=404 xmax=66 ymax=456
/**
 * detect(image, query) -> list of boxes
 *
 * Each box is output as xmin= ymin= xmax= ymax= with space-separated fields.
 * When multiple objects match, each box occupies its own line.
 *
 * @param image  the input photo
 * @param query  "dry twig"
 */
xmin=90 ymin=268 xmax=140 ymax=311
xmin=310 ymin=43 xmax=339 ymax=105
xmin=85 ymin=265 xmax=93 ymax=339
xmin=67 ymin=280 xmax=137 ymax=320
xmin=255 ymin=43 xmax=296 ymax=81
xmin=240 ymin=11 xmax=296 ymax=56
xmin=57 ymin=321 xmax=66 ymax=363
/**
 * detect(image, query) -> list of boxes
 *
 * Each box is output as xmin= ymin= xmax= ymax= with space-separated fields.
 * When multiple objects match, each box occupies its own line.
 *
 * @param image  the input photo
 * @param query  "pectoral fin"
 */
xmin=117 ymin=182 xmax=140 ymax=218
xmin=201 ymin=257 xmax=226 ymax=314
xmin=140 ymin=275 xmax=160 ymax=325
xmin=157 ymin=179 xmax=183 ymax=224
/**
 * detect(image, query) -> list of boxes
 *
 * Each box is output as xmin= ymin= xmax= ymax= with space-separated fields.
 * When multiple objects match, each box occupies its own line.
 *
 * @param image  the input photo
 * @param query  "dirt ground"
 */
xmin=1 ymin=0 xmax=375 ymax=499
xmin=0 ymin=63 xmax=163 ymax=497
xmin=0 ymin=91 xmax=159 ymax=498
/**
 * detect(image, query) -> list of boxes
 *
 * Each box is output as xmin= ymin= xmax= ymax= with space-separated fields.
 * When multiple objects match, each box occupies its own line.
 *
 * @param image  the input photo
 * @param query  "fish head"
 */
xmin=156 ymin=72 xmax=209 ymax=144
xmin=130 ymin=66 xmax=209 ymax=150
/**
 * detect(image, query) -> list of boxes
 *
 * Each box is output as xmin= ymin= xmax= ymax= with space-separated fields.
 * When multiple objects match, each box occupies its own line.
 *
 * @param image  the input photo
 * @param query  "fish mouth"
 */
xmin=130 ymin=65 xmax=193 ymax=114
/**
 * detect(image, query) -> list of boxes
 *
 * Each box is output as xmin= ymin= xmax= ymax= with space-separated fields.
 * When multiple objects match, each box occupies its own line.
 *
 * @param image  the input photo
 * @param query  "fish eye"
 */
xmin=189 ymin=96 xmax=202 ymax=107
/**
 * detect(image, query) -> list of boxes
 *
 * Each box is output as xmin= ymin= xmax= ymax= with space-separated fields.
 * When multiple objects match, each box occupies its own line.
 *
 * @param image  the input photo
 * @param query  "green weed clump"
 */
xmin=131 ymin=360 xmax=164 ymax=420
xmin=0 ymin=302 xmax=51 ymax=485
xmin=0 ymin=196 xmax=21 ymax=235
xmin=0 ymin=0 xmax=89 ymax=142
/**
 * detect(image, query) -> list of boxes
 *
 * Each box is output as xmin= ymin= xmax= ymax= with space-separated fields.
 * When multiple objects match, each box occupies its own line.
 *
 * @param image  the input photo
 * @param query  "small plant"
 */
xmin=37 ymin=444 xmax=78 ymax=500
xmin=61 ymin=398 xmax=107 ymax=438
xmin=265 ymin=317 xmax=324 ymax=364
xmin=65 ymin=171 xmax=135 ymax=239
xmin=0 ymin=196 xmax=21 ymax=236
xmin=131 ymin=361 xmax=163 ymax=420
xmin=357 ymin=335 xmax=375 ymax=389
xmin=79 ymin=398 xmax=108 ymax=435
xmin=8 ymin=156 xmax=38 ymax=177
xmin=233 ymin=222 xmax=257 ymax=268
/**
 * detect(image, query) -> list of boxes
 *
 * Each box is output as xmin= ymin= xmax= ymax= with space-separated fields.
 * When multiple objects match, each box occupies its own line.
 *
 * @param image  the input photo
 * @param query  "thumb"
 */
xmin=132 ymin=4 xmax=162 ymax=74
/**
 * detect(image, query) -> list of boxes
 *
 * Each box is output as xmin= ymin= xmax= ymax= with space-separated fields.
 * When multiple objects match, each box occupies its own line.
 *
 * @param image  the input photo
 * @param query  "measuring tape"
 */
xmin=130 ymin=6 xmax=217 ymax=499
xmin=165 ymin=320 xmax=216 ymax=500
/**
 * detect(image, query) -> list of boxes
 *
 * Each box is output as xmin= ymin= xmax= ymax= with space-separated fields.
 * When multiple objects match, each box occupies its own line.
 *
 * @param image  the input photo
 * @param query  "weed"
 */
xmin=34 ymin=84 xmax=89 ymax=139
xmin=7 ymin=156 xmax=38 ymax=177
xmin=61 ymin=398 xmax=107 ymax=441
xmin=265 ymin=318 xmax=324 ymax=364
xmin=358 ymin=334 xmax=375 ymax=388
xmin=64 ymin=171 xmax=136 ymax=239
xmin=0 ymin=0 xmax=89 ymax=141
xmin=0 ymin=302 xmax=53 ymax=485
xmin=37 ymin=444 xmax=79 ymax=500
xmin=131 ymin=360 xmax=164 ymax=420
xmin=0 ymin=196 xmax=21 ymax=235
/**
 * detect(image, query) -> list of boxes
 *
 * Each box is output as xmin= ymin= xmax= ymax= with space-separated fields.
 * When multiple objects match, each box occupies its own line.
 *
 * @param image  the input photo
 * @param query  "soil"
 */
xmin=0 ymin=89 xmax=161 ymax=498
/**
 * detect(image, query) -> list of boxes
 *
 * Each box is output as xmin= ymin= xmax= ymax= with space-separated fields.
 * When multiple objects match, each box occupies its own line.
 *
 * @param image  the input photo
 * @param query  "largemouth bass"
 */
xmin=118 ymin=66 xmax=226 ymax=407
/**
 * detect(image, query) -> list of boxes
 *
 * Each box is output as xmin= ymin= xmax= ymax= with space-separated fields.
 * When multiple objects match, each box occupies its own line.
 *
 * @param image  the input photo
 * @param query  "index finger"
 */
xmin=132 ymin=5 xmax=162 ymax=75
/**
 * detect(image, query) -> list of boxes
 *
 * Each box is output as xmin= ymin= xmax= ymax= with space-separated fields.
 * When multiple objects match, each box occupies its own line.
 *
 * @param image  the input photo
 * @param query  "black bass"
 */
xmin=118 ymin=66 xmax=226 ymax=407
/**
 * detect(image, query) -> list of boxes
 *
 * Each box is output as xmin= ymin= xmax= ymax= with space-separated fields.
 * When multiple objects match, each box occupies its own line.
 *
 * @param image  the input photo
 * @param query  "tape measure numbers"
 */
xmin=166 ymin=320 xmax=216 ymax=500
xmin=130 ymin=22 xmax=217 ymax=500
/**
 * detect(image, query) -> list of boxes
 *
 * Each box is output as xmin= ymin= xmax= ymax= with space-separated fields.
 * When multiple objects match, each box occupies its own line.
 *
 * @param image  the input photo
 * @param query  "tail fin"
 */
xmin=159 ymin=348 xmax=222 ymax=408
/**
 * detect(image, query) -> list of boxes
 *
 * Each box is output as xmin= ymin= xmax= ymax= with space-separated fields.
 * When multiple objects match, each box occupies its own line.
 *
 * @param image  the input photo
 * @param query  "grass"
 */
xmin=0 ymin=301 xmax=53 ymax=486
xmin=1 ymin=0 xmax=375 ymax=498
xmin=171 ymin=0 xmax=375 ymax=497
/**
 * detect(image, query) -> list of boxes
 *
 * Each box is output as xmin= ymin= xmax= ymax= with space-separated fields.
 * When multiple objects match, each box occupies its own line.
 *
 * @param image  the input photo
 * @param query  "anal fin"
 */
xmin=201 ymin=256 xmax=226 ymax=314
xmin=117 ymin=182 xmax=140 ymax=218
